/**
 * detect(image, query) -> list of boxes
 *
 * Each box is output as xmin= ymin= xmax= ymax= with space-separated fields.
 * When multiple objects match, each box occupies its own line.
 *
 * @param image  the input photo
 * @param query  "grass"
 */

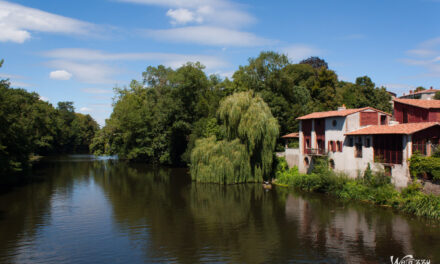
xmin=275 ymin=157 xmax=440 ymax=220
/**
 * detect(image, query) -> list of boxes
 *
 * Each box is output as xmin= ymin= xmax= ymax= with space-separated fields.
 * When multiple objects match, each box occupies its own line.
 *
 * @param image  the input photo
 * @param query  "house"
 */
xmin=289 ymin=101 xmax=440 ymax=188
xmin=399 ymin=87 xmax=439 ymax=100
xmin=393 ymin=98 xmax=440 ymax=123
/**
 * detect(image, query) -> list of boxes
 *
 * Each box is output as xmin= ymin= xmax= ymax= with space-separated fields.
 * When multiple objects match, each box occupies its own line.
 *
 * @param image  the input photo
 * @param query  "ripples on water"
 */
xmin=0 ymin=155 xmax=439 ymax=263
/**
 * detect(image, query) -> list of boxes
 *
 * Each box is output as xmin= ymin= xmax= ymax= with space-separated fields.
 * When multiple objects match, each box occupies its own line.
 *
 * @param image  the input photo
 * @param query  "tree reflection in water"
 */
xmin=0 ymin=156 xmax=439 ymax=264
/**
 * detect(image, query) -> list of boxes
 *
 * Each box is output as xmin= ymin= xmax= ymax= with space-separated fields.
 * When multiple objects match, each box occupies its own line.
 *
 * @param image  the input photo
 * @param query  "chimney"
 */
xmin=409 ymin=90 xmax=413 ymax=94
xmin=430 ymin=86 xmax=434 ymax=90
xmin=338 ymin=104 xmax=346 ymax=111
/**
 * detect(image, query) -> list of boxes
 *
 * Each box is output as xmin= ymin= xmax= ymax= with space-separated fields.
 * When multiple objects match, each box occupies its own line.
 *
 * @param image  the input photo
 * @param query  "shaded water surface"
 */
xmin=0 ymin=155 xmax=439 ymax=263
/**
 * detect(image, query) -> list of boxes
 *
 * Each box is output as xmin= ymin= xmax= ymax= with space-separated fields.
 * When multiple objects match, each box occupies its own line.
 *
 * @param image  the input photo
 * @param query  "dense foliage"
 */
xmin=93 ymin=52 xmax=392 ymax=168
xmin=409 ymin=153 xmax=440 ymax=183
xmin=0 ymin=60 xmax=99 ymax=176
xmin=191 ymin=91 xmax=279 ymax=183
xmin=435 ymin=91 xmax=440 ymax=100
xmin=276 ymin=158 xmax=440 ymax=219
xmin=91 ymin=63 xmax=227 ymax=165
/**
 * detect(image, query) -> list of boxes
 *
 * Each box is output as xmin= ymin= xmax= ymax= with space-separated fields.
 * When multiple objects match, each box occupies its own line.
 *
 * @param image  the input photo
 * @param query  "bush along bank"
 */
xmin=275 ymin=157 xmax=440 ymax=220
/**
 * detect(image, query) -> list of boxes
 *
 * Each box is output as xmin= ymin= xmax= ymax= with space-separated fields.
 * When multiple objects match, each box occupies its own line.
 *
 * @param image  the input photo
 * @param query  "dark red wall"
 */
xmin=412 ymin=126 xmax=440 ymax=154
xmin=373 ymin=135 xmax=403 ymax=164
xmin=360 ymin=112 xmax=378 ymax=126
xmin=302 ymin=120 xmax=312 ymax=153
xmin=428 ymin=109 xmax=440 ymax=122
xmin=394 ymin=101 xmax=433 ymax=123
xmin=314 ymin=118 xmax=325 ymax=150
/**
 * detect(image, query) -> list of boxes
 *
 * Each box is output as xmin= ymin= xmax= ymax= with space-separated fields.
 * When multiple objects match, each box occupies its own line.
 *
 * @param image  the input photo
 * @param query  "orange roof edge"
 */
xmin=297 ymin=107 xmax=391 ymax=120
xmin=393 ymin=98 xmax=440 ymax=109
xmin=281 ymin=132 xmax=299 ymax=138
xmin=345 ymin=122 xmax=440 ymax=136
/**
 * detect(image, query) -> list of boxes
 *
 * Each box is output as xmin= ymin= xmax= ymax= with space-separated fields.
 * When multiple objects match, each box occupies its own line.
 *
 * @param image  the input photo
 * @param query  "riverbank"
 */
xmin=274 ymin=158 xmax=440 ymax=220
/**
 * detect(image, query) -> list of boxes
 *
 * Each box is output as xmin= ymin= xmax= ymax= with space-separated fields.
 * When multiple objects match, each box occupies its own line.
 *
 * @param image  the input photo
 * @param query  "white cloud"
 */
xmin=166 ymin=8 xmax=202 ymax=25
xmin=402 ymin=36 xmax=440 ymax=77
xmin=0 ymin=0 xmax=97 ymax=43
xmin=117 ymin=0 xmax=254 ymax=27
xmin=47 ymin=60 xmax=117 ymax=84
xmin=43 ymin=48 xmax=228 ymax=70
xmin=79 ymin=107 xmax=93 ymax=112
xmin=282 ymin=44 xmax=322 ymax=62
xmin=144 ymin=26 xmax=274 ymax=47
xmin=0 ymin=73 xmax=31 ymax=87
xmin=49 ymin=70 xmax=72 ymax=80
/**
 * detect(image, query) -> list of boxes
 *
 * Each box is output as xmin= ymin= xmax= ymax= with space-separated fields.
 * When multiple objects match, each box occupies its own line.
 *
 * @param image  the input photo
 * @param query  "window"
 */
xmin=306 ymin=139 xmax=310 ymax=148
xmin=349 ymin=137 xmax=354 ymax=147
xmin=365 ymin=138 xmax=370 ymax=148
xmin=329 ymin=159 xmax=335 ymax=169
xmin=380 ymin=115 xmax=387 ymax=125
xmin=328 ymin=140 xmax=336 ymax=152
xmin=355 ymin=144 xmax=362 ymax=158
xmin=304 ymin=157 xmax=309 ymax=166
xmin=337 ymin=141 xmax=342 ymax=152
xmin=332 ymin=120 xmax=337 ymax=127
xmin=355 ymin=137 xmax=362 ymax=158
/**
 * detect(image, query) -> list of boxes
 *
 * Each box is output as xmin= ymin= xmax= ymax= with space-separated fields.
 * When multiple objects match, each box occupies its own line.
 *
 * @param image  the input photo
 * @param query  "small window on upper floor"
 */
xmin=365 ymin=138 xmax=371 ymax=148
xmin=349 ymin=137 xmax=354 ymax=147
xmin=380 ymin=115 xmax=387 ymax=125
xmin=337 ymin=141 xmax=343 ymax=152
xmin=332 ymin=120 xmax=337 ymax=127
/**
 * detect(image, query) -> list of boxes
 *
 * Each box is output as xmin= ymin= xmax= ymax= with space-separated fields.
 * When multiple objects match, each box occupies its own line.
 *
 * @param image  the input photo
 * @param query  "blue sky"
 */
xmin=1 ymin=0 xmax=439 ymax=125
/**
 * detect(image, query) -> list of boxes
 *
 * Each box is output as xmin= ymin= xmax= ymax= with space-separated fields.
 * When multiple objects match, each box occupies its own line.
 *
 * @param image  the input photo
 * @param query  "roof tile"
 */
xmin=297 ymin=107 xmax=391 ymax=120
xmin=394 ymin=98 xmax=440 ymax=109
xmin=345 ymin=122 xmax=440 ymax=135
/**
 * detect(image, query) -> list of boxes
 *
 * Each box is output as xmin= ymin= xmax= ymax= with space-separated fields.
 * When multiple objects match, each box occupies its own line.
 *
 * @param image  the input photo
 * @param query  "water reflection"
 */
xmin=0 ymin=156 xmax=439 ymax=263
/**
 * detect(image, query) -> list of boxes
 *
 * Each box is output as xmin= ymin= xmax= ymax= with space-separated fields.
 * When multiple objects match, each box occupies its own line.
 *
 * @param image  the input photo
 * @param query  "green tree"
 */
xmin=415 ymin=86 xmax=426 ymax=92
xmin=434 ymin=91 xmax=440 ymax=100
xmin=299 ymin=56 xmax=328 ymax=69
xmin=191 ymin=91 xmax=279 ymax=183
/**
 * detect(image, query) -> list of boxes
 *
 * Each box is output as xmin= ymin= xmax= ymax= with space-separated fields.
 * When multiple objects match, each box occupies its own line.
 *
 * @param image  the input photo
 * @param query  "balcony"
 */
xmin=305 ymin=148 xmax=327 ymax=156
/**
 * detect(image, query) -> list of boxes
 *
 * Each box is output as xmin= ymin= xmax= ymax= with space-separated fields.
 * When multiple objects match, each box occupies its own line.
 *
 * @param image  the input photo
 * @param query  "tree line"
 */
xmin=91 ymin=52 xmax=393 ymax=173
xmin=0 ymin=60 xmax=99 ymax=176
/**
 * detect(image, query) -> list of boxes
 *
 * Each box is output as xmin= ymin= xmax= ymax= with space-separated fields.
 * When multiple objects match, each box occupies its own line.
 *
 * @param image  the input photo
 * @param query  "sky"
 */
xmin=0 ymin=0 xmax=439 ymax=125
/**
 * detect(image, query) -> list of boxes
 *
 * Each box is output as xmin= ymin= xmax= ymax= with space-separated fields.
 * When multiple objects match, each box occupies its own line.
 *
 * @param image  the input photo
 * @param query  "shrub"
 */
xmin=409 ymin=153 xmax=440 ymax=183
xmin=275 ymin=157 xmax=440 ymax=219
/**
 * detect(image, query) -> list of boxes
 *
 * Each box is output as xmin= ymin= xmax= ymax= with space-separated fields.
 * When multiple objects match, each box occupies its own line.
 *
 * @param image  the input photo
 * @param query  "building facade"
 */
xmin=399 ymin=87 xmax=439 ymax=100
xmin=290 ymin=100 xmax=440 ymax=188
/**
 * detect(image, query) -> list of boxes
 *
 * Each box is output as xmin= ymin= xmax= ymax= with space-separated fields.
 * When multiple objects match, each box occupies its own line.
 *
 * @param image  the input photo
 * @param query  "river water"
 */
xmin=0 ymin=155 xmax=439 ymax=264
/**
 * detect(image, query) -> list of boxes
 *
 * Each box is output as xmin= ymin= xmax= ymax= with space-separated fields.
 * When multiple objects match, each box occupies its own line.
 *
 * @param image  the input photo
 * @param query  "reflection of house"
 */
xmin=289 ymin=99 xmax=440 ymax=187
xmin=399 ymin=87 xmax=439 ymax=100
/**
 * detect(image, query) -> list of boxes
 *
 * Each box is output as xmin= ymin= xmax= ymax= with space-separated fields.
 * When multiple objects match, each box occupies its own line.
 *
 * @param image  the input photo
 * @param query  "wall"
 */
xmin=360 ymin=111 xmax=378 ymax=126
xmin=285 ymin=148 xmax=300 ymax=168
xmin=394 ymin=101 xmax=429 ymax=123
xmin=428 ymin=109 xmax=440 ymax=122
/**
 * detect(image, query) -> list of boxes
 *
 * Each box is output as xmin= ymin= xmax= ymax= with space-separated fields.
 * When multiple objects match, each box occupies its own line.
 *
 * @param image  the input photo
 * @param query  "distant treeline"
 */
xmin=91 ymin=52 xmax=393 ymax=169
xmin=0 ymin=60 xmax=99 ymax=176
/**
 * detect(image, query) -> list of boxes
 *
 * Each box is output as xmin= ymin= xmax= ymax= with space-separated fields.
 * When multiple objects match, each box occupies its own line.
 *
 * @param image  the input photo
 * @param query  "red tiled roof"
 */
xmin=406 ymin=89 xmax=439 ymax=95
xmin=281 ymin=132 xmax=299 ymax=138
xmin=393 ymin=98 xmax=440 ymax=109
xmin=297 ymin=107 xmax=391 ymax=120
xmin=345 ymin=122 xmax=440 ymax=135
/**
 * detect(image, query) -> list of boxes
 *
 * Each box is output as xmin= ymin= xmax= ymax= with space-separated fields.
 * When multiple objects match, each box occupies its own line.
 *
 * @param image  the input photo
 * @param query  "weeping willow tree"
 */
xmin=190 ymin=91 xmax=279 ymax=183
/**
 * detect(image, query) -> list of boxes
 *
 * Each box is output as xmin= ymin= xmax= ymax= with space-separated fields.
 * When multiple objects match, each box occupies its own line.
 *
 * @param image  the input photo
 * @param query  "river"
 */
xmin=0 ymin=155 xmax=439 ymax=263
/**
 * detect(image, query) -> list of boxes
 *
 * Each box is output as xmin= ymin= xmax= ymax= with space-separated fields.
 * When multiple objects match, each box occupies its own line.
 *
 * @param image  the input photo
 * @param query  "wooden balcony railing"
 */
xmin=305 ymin=148 xmax=326 ymax=156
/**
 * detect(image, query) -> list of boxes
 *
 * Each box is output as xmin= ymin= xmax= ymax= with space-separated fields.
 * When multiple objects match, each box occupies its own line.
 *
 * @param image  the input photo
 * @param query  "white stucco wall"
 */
xmin=294 ymin=111 xmax=411 ymax=187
